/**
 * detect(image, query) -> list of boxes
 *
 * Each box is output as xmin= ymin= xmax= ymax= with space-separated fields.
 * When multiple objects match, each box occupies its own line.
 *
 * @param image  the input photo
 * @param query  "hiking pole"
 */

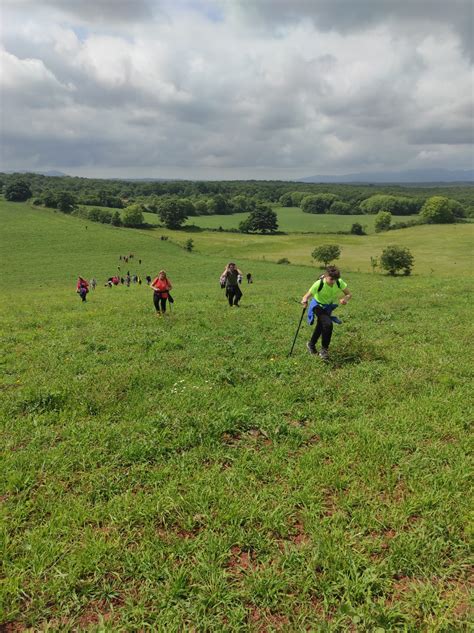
xmin=288 ymin=306 xmax=306 ymax=357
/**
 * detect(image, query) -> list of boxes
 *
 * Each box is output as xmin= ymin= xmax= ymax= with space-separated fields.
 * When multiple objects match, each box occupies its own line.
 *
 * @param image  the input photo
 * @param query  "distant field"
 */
xmin=1 ymin=200 xmax=472 ymax=631
xmin=185 ymin=207 xmax=414 ymax=234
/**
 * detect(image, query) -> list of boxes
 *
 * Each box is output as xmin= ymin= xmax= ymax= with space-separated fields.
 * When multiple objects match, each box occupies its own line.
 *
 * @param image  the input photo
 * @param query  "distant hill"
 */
xmin=4 ymin=170 xmax=68 ymax=177
xmin=299 ymin=168 xmax=474 ymax=184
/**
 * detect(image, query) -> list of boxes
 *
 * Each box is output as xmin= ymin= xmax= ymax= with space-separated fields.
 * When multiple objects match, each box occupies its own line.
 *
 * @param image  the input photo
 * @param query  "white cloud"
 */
xmin=0 ymin=0 xmax=472 ymax=177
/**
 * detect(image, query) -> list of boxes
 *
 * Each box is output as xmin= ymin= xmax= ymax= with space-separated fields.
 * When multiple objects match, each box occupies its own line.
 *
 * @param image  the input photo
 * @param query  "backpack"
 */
xmin=317 ymin=275 xmax=341 ymax=292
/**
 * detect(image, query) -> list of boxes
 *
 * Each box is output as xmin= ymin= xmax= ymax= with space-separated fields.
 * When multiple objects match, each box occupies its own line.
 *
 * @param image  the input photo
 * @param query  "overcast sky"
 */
xmin=1 ymin=0 xmax=473 ymax=179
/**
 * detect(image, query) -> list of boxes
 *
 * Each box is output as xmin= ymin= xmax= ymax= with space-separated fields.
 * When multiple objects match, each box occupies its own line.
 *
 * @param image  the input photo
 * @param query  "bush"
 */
xmin=4 ymin=180 xmax=32 ymax=202
xmin=420 ymin=196 xmax=455 ymax=224
xmin=184 ymin=238 xmax=194 ymax=252
xmin=311 ymin=244 xmax=341 ymax=267
xmin=123 ymin=205 xmax=145 ymax=227
xmin=374 ymin=211 xmax=392 ymax=232
xmin=350 ymin=222 xmax=365 ymax=235
xmin=380 ymin=245 xmax=414 ymax=276
xmin=277 ymin=257 xmax=290 ymax=264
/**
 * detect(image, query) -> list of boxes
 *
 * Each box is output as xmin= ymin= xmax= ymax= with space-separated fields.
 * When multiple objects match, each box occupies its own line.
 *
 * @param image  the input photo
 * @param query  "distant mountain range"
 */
xmin=299 ymin=168 xmax=474 ymax=184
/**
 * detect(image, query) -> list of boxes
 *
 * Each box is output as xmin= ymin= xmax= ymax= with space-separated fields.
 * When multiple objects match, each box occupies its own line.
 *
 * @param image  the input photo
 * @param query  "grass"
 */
xmin=1 ymin=200 xmax=473 ymax=631
xmin=185 ymin=207 xmax=415 ymax=234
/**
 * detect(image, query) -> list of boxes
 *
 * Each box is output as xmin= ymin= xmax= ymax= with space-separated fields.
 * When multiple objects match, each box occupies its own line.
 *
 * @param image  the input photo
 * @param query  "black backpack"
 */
xmin=317 ymin=275 xmax=341 ymax=292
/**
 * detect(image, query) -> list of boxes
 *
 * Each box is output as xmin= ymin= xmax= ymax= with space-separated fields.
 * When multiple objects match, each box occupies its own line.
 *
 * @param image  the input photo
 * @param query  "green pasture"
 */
xmin=185 ymin=207 xmax=414 ymax=234
xmin=1 ymin=200 xmax=472 ymax=631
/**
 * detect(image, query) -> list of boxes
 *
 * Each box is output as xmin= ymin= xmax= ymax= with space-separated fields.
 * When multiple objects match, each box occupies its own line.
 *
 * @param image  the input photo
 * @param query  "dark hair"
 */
xmin=326 ymin=265 xmax=340 ymax=279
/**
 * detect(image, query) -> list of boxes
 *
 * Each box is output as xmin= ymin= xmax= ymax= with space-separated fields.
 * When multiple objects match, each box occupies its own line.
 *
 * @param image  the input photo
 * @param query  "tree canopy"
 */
xmin=239 ymin=203 xmax=278 ymax=233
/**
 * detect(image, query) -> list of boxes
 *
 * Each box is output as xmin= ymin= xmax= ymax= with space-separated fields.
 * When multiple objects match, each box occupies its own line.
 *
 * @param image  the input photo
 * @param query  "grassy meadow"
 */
xmin=184 ymin=207 xmax=412 ymax=234
xmin=1 ymin=200 xmax=473 ymax=631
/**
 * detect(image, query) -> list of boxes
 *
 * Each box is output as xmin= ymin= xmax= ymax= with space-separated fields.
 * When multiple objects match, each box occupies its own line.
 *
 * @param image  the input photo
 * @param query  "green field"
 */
xmin=184 ymin=207 xmax=415 ymax=234
xmin=1 ymin=200 xmax=472 ymax=631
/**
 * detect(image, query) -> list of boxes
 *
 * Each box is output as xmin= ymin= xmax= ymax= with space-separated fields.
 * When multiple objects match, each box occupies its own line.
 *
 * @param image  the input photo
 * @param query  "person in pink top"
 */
xmin=76 ymin=277 xmax=89 ymax=302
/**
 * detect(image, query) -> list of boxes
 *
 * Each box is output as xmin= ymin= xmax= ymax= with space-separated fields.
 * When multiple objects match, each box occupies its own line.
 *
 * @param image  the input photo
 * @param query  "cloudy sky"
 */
xmin=1 ymin=0 xmax=473 ymax=179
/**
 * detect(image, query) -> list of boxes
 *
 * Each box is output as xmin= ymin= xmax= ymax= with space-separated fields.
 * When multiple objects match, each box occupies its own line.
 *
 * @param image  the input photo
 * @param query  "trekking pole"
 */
xmin=288 ymin=306 xmax=306 ymax=357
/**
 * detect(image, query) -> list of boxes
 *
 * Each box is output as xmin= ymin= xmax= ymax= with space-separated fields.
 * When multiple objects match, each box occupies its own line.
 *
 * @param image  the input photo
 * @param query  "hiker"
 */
xmin=90 ymin=278 xmax=97 ymax=290
xmin=76 ymin=277 xmax=89 ymax=302
xmin=221 ymin=262 xmax=243 ymax=307
xmin=151 ymin=270 xmax=173 ymax=315
xmin=125 ymin=274 xmax=131 ymax=287
xmin=246 ymin=273 xmax=253 ymax=284
xmin=139 ymin=259 xmax=142 ymax=265
xmin=301 ymin=265 xmax=352 ymax=360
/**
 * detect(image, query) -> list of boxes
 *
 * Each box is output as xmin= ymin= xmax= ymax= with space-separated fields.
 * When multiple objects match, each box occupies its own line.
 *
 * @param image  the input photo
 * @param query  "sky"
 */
xmin=1 ymin=0 xmax=473 ymax=180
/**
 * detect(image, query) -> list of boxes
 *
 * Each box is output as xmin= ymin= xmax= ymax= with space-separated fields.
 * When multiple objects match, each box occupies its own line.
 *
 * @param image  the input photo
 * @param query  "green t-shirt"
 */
xmin=310 ymin=277 xmax=347 ymax=305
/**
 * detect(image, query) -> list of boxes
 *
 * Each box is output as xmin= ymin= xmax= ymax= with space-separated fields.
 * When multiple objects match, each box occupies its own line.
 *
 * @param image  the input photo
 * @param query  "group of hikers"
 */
xmin=77 ymin=260 xmax=351 ymax=359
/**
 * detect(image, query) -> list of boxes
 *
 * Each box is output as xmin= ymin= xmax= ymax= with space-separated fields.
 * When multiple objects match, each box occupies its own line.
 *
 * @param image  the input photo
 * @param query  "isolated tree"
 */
xmin=380 ymin=245 xmax=414 ymax=275
xmin=311 ymin=244 xmax=341 ymax=267
xmin=56 ymin=191 xmax=76 ymax=213
xmin=158 ymin=199 xmax=188 ymax=229
xmin=374 ymin=211 xmax=392 ymax=232
xmin=4 ymin=180 xmax=32 ymax=202
xmin=301 ymin=193 xmax=339 ymax=214
xmin=420 ymin=196 xmax=455 ymax=224
xmin=184 ymin=238 xmax=194 ymax=252
xmin=239 ymin=203 xmax=278 ymax=233
xmin=122 ymin=204 xmax=145 ymax=227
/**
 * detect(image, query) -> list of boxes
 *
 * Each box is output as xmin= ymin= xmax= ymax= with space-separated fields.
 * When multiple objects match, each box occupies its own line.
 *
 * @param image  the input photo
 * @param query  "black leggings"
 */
xmin=153 ymin=293 xmax=167 ymax=313
xmin=226 ymin=285 xmax=242 ymax=306
xmin=310 ymin=307 xmax=333 ymax=349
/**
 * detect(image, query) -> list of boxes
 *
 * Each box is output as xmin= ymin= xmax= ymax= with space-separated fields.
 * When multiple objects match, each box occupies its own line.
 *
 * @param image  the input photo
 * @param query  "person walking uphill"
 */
xmin=222 ymin=262 xmax=243 ymax=307
xmin=301 ymin=265 xmax=352 ymax=360
xmin=76 ymin=277 xmax=89 ymax=302
xmin=151 ymin=270 xmax=173 ymax=315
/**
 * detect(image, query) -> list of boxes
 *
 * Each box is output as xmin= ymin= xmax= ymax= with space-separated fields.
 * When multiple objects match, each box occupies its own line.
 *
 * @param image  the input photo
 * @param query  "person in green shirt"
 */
xmin=301 ymin=265 xmax=352 ymax=360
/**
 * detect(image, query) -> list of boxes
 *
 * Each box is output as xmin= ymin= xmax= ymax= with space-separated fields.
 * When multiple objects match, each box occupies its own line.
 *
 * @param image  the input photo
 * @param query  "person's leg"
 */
xmin=318 ymin=311 xmax=333 ymax=357
xmin=160 ymin=297 xmax=167 ymax=313
xmin=153 ymin=293 xmax=161 ymax=313
xmin=309 ymin=320 xmax=322 ymax=349
xmin=227 ymin=287 xmax=234 ymax=306
xmin=234 ymin=286 xmax=242 ymax=306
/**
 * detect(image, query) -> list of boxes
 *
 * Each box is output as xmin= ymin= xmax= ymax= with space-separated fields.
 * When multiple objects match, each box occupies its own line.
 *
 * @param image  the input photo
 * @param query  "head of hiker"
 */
xmin=324 ymin=265 xmax=340 ymax=286
xmin=159 ymin=270 xmax=167 ymax=280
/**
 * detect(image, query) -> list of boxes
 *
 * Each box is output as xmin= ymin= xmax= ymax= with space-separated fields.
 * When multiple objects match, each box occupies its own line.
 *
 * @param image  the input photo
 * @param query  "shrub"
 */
xmin=4 ymin=180 xmax=32 ymax=202
xmin=123 ymin=205 xmax=145 ymax=227
xmin=277 ymin=257 xmax=290 ymax=264
xmin=374 ymin=211 xmax=392 ymax=232
xmin=380 ymin=245 xmax=414 ymax=276
xmin=420 ymin=196 xmax=455 ymax=224
xmin=311 ymin=244 xmax=341 ymax=267
xmin=350 ymin=222 xmax=365 ymax=235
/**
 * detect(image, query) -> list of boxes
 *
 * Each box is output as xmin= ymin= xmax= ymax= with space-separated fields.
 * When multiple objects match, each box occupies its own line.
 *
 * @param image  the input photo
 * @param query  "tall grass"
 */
xmin=1 ymin=200 xmax=472 ymax=630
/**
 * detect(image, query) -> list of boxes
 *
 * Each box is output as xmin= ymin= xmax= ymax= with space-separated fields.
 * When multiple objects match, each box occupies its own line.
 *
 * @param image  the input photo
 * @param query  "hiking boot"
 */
xmin=319 ymin=348 xmax=329 ymax=360
xmin=306 ymin=342 xmax=317 ymax=355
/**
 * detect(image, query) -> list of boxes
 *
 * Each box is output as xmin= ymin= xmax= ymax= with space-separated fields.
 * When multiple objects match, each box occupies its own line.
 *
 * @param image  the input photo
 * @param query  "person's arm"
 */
xmin=301 ymin=288 xmax=313 ymax=306
xmin=236 ymin=268 xmax=243 ymax=275
xmin=339 ymin=287 xmax=352 ymax=305
xmin=167 ymin=280 xmax=173 ymax=290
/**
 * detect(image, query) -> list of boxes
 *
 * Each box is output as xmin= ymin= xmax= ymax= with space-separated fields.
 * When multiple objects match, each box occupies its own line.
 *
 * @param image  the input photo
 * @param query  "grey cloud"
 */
xmin=233 ymin=0 xmax=474 ymax=60
xmin=3 ymin=0 xmax=157 ymax=24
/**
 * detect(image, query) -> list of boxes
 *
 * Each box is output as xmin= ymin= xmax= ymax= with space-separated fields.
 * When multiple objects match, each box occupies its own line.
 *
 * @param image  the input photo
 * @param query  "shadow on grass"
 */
xmin=330 ymin=337 xmax=385 ymax=367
